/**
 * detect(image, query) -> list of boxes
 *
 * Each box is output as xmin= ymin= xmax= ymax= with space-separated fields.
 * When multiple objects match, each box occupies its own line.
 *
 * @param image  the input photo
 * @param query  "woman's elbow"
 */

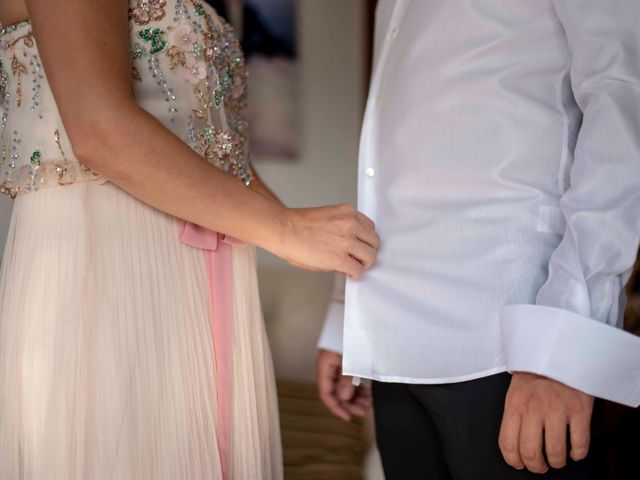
xmin=64 ymin=105 xmax=141 ymax=173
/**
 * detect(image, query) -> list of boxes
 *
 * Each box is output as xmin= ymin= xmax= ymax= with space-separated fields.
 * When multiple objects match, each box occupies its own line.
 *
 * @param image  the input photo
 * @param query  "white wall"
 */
xmin=255 ymin=0 xmax=367 ymax=381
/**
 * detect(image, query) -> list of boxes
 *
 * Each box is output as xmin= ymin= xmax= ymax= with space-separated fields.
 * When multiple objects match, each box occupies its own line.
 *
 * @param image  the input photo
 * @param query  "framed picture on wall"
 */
xmin=206 ymin=0 xmax=300 ymax=160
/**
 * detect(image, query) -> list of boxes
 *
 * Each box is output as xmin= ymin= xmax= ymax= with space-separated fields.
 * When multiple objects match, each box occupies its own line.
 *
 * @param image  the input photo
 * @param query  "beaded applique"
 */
xmin=0 ymin=28 xmax=32 ymax=107
xmin=129 ymin=0 xmax=168 ymax=26
xmin=0 ymin=18 xmax=100 ymax=198
xmin=0 ymin=0 xmax=253 ymax=199
xmin=140 ymin=0 xmax=253 ymax=185
xmin=138 ymin=28 xmax=167 ymax=54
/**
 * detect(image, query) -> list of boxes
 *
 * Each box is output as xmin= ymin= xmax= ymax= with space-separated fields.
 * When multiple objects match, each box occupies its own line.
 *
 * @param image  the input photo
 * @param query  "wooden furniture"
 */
xmin=277 ymin=380 xmax=368 ymax=480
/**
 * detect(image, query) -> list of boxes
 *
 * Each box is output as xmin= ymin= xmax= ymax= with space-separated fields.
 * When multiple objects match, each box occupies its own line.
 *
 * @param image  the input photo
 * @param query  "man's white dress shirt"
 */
xmin=319 ymin=0 xmax=640 ymax=407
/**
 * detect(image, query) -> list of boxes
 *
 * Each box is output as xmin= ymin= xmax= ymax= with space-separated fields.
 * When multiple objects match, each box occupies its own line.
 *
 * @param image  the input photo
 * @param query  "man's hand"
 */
xmin=499 ymin=372 xmax=594 ymax=474
xmin=316 ymin=349 xmax=372 ymax=421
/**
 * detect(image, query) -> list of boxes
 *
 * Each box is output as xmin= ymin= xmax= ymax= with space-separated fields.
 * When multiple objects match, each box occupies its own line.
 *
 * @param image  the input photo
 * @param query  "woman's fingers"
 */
xmin=282 ymin=205 xmax=380 ymax=276
xmin=341 ymin=255 xmax=365 ymax=279
xmin=348 ymin=239 xmax=378 ymax=270
xmin=356 ymin=223 xmax=380 ymax=250
xmin=351 ymin=211 xmax=380 ymax=248
xmin=355 ymin=211 xmax=375 ymax=229
xmin=332 ymin=207 xmax=378 ymax=276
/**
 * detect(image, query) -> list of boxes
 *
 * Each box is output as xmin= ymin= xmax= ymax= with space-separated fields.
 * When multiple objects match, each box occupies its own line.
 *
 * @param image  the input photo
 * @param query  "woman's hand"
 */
xmin=275 ymin=204 xmax=380 ymax=279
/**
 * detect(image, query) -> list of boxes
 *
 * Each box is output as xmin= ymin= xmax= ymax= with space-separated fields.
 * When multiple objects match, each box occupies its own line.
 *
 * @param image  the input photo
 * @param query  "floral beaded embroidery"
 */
xmin=0 ymin=59 xmax=8 ymax=98
xmin=0 ymin=20 xmax=100 ymax=199
xmin=53 ymin=129 xmax=70 ymax=183
xmin=171 ymin=24 xmax=195 ymax=52
xmin=129 ymin=0 xmax=168 ymax=26
xmin=132 ymin=42 xmax=148 ymax=59
xmin=166 ymin=45 xmax=186 ymax=69
xmin=10 ymin=55 xmax=27 ymax=107
xmin=1 ymin=31 xmax=33 ymax=107
xmin=0 ymin=0 xmax=254 ymax=199
xmin=29 ymin=149 xmax=42 ymax=167
xmin=182 ymin=57 xmax=207 ymax=84
xmin=207 ymin=129 xmax=246 ymax=177
xmin=138 ymin=28 xmax=167 ymax=55
xmin=0 ymin=184 xmax=16 ymax=199
xmin=0 ymin=144 xmax=7 ymax=169
xmin=126 ymin=0 xmax=252 ymax=186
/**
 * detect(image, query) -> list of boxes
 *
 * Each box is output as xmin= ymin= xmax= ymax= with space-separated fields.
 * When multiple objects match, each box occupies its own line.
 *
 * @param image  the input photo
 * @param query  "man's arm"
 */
xmin=501 ymin=0 xmax=640 ymax=405
xmin=499 ymin=0 xmax=640 ymax=473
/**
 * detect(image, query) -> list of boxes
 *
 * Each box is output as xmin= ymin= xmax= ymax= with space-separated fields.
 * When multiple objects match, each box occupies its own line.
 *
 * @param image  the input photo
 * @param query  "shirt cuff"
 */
xmin=317 ymin=302 xmax=345 ymax=354
xmin=501 ymin=304 xmax=640 ymax=408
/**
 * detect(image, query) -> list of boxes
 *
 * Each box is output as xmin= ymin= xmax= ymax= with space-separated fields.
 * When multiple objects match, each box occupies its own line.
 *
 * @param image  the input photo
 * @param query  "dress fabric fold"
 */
xmin=0 ymin=181 xmax=283 ymax=479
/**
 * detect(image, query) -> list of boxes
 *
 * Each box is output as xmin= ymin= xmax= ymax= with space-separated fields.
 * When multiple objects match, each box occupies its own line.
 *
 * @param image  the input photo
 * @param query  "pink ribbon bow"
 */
xmin=179 ymin=221 xmax=242 ymax=480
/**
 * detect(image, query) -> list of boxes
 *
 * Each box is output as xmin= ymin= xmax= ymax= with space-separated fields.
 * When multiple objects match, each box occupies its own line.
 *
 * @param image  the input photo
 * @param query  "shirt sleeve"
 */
xmin=500 ymin=0 xmax=640 ymax=408
xmin=317 ymin=273 xmax=346 ymax=354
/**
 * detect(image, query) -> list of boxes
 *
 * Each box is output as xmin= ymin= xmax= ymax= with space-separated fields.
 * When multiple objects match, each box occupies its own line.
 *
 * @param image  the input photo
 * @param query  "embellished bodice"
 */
xmin=0 ymin=0 xmax=252 ymax=199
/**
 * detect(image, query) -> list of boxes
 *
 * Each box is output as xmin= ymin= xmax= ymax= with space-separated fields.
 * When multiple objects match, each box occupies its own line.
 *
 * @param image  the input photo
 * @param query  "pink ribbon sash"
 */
xmin=179 ymin=221 xmax=242 ymax=480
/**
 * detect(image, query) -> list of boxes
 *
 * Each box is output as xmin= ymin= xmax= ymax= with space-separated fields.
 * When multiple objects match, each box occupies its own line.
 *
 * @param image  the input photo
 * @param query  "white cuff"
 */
xmin=501 ymin=304 xmax=640 ymax=408
xmin=317 ymin=302 xmax=345 ymax=354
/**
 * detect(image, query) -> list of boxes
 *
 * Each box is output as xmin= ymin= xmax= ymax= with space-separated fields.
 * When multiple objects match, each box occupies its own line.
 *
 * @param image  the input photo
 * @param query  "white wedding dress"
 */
xmin=0 ymin=1 xmax=282 ymax=478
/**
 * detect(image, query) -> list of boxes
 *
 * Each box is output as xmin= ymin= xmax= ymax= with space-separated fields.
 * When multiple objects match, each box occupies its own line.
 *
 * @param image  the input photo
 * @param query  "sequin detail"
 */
xmin=1 ymin=31 xmax=33 ymax=108
xmin=29 ymin=149 xmax=42 ymax=167
xmin=138 ymin=28 xmax=167 ymax=54
xmin=132 ymin=42 xmax=148 ymax=59
xmin=0 ymin=0 xmax=253 ymax=199
xmin=0 ymin=59 xmax=9 ymax=100
xmin=190 ymin=1 xmax=253 ymax=185
xmin=129 ymin=0 xmax=168 ymax=26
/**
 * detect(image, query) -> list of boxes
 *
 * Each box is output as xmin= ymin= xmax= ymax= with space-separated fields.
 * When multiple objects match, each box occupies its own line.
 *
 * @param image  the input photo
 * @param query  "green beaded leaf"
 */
xmin=0 ymin=60 xmax=8 ymax=97
xmin=220 ymin=67 xmax=233 ymax=90
xmin=30 ymin=149 xmax=42 ymax=167
xmin=138 ymin=28 xmax=167 ymax=55
xmin=213 ymin=88 xmax=224 ymax=109
xmin=194 ymin=4 xmax=206 ymax=16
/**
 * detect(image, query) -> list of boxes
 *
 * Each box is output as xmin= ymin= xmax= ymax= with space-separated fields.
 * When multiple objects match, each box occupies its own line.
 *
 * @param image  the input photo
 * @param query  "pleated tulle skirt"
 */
xmin=0 ymin=181 xmax=283 ymax=480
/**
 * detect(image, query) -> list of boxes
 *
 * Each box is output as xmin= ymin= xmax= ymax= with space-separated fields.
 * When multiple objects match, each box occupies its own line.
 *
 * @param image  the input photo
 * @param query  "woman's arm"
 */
xmin=25 ymin=0 xmax=378 ymax=278
xmin=0 ymin=1 xmax=28 ymax=26
xmin=249 ymin=170 xmax=283 ymax=206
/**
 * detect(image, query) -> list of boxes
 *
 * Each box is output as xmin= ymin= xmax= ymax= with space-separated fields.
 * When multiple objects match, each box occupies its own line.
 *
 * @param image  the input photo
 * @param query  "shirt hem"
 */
xmin=343 ymin=365 xmax=508 ymax=385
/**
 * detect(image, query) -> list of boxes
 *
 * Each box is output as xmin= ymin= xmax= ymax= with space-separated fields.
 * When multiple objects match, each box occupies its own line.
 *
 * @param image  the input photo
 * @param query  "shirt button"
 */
xmin=390 ymin=27 xmax=400 ymax=39
xmin=375 ymin=96 xmax=382 ymax=107
xmin=365 ymin=167 xmax=376 ymax=178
